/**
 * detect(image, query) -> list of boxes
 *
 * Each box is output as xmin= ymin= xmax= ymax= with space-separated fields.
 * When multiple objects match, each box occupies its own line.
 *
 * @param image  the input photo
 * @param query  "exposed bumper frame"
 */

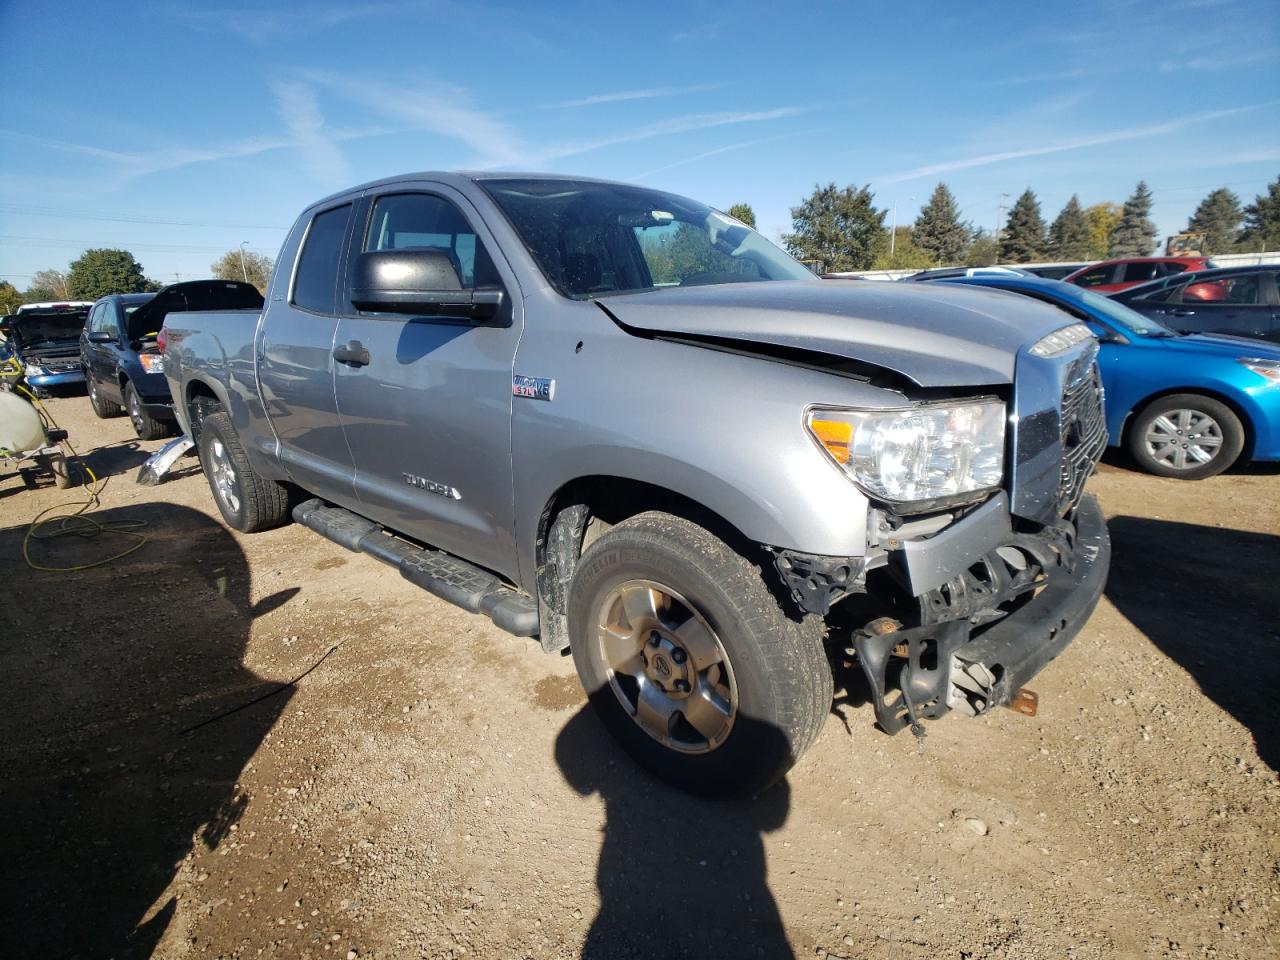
xmin=854 ymin=493 xmax=1110 ymax=735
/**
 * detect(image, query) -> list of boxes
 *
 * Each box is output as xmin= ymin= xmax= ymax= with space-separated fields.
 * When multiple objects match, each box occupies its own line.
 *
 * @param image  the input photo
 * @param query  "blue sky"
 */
xmin=1 ymin=0 xmax=1277 ymax=286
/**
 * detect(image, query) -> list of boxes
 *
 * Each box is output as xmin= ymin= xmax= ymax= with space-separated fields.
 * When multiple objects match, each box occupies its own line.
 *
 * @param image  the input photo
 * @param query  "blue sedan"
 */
xmin=942 ymin=275 xmax=1280 ymax=479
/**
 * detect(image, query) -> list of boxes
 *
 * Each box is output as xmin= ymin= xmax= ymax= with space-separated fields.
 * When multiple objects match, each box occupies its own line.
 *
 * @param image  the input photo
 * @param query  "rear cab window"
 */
xmin=292 ymin=204 xmax=353 ymax=314
xmin=1074 ymin=266 xmax=1114 ymax=287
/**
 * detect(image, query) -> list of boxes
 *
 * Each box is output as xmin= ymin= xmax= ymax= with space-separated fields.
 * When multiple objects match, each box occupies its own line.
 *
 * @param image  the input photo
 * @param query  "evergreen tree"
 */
xmin=1186 ymin=187 xmax=1242 ymax=255
xmin=963 ymin=229 xmax=999 ymax=267
xmin=1239 ymin=174 xmax=1280 ymax=252
xmin=912 ymin=183 xmax=970 ymax=265
xmin=1108 ymin=181 xmax=1159 ymax=257
xmin=783 ymin=183 xmax=887 ymax=272
xmin=873 ymin=227 xmax=935 ymax=270
xmin=726 ymin=203 xmax=756 ymax=228
xmin=1047 ymin=195 xmax=1091 ymax=260
xmin=998 ymin=188 xmax=1047 ymax=263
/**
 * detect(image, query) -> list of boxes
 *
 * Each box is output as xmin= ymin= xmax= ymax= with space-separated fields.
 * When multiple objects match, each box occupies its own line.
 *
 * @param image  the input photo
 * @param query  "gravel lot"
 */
xmin=2 ymin=395 xmax=1278 ymax=960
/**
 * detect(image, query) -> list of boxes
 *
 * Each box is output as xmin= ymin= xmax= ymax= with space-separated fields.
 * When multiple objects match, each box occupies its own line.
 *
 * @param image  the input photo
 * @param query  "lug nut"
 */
xmin=670 ymin=647 xmax=687 ymax=664
xmin=647 ymin=631 xmax=661 ymax=647
xmin=674 ymin=679 xmax=690 ymax=693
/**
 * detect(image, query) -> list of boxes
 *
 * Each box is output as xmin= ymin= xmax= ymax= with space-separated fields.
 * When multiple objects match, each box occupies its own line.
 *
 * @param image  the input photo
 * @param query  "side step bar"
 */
xmin=292 ymin=499 xmax=540 ymax=638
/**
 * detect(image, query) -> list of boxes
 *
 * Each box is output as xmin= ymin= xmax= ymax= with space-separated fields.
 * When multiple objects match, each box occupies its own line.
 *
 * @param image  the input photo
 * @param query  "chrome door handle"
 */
xmin=333 ymin=340 xmax=370 ymax=366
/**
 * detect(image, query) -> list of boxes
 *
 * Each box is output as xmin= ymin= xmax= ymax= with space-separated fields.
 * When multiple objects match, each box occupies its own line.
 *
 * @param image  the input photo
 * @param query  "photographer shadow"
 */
xmin=555 ymin=705 xmax=796 ymax=960
xmin=0 ymin=503 xmax=296 ymax=958
xmin=1105 ymin=515 xmax=1280 ymax=771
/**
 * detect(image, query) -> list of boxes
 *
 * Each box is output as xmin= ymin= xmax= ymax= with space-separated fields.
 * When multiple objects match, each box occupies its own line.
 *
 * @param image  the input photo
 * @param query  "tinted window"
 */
xmin=362 ymin=193 xmax=498 ymax=289
xmin=293 ymin=204 xmax=352 ymax=314
xmin=1122 ymin=262 xmax=1159 ymax=283
xmin=1157 ymin=261 xmax=1190 ymax=277
xmin=1192 ymin=275 xmax=1262 ymax=305
xmin=1074 ymin=266 xmax=1113 ymax=287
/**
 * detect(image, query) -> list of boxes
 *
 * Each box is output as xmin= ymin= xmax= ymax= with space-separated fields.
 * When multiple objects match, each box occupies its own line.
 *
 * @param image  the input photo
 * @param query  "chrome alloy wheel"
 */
xmin=128 ymin=389 xmax=144 ymax=432
xmin=595 ymin=580 xmax=737 ymax=753
xmin=1144 ymin=408 xmax=1224 ymax=470
xmin=208 ymin=438 xmax=241 ymax=514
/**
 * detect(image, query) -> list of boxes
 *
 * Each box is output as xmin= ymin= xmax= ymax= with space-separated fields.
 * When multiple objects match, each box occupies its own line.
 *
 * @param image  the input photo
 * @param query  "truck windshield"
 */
xmin=481 ymin=178 xmax=816 ymax=299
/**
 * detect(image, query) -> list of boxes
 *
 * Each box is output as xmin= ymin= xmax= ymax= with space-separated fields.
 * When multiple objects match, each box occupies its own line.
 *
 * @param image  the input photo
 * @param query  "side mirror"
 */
xmin=350 ymin=249 xmax=505 ymax=323
xmin=87 ymin=331 xmax=115 ymax=344
xmin=1085 ymin=322 xmax=1125 ymax=345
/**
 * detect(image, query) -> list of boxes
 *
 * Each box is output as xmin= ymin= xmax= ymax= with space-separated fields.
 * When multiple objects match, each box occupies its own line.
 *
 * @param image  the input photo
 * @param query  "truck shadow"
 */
xmin=1105 ymin=515 xmax=1280 ymax=772
xmin=555 ymin=705 xmax=795 ymax=959
xmin=0 ymin=503 xmax=295 ymax=958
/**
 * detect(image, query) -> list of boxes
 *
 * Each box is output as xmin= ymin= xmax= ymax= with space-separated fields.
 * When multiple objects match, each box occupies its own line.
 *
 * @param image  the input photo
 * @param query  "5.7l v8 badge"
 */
xmin=513 ymin=375 xmax=555 ymax=401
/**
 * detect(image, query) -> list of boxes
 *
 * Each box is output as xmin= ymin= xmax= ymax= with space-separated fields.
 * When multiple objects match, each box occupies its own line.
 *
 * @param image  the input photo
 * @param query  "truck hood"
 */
xmin=599 ymin=280 xmax=1075 ymax=387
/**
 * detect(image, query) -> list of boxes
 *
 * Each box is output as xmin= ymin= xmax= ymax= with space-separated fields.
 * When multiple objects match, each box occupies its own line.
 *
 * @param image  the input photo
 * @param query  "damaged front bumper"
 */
xmin=853 ymin=493 xmax=1110 ymax=735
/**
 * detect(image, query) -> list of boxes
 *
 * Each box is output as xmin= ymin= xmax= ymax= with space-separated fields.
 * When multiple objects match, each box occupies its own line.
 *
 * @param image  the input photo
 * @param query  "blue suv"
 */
xmin=82 ymin=281 xmax=262 ymax=439
xmin=942 ymin=275 xmax=1280 ymax=479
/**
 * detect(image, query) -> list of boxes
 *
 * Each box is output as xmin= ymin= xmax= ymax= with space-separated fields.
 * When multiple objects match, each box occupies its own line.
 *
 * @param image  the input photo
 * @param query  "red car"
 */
xmin=1064 ymin=256 xmax=1211 ymax=294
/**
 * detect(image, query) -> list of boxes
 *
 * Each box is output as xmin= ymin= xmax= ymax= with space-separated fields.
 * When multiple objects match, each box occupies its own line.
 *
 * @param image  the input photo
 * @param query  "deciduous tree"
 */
xmin=66 ymin=249 xmax=150 ymax=300
xmin=212 ymin=248 xmax=275 ymax=293
xmin=726 ymin=203 xmax=756 ymax=228
xmin=1047 ymin=195 xmax=1091 ymax=261
xmin=783 ymin=183 xmax=886 ymax=272
xmin=998 ymin=188 xmax=1047 ymax=263
xmin=23 ymin=268 xmax=71 ymax=302
xmin=912 ymin=183 xmax=970 ymax=265
xmin=0 ymin=281 xmax=21 ymax=313
xmin=1108 ymin=182 xmax=1158 ymax=258
xmin=963 ymin=229 xmax=999 ymax=266
xmin=1084 ymin=202 xmax=1121 ymax=260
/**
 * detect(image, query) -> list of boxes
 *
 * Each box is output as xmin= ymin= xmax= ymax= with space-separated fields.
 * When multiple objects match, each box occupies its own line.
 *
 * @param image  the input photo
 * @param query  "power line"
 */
xmin=0 ymin=205 xmax=289 ymax=230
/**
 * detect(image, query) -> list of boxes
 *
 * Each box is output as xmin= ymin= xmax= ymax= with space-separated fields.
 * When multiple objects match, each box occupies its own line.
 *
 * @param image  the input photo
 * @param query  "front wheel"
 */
xmin=567 ymin=512 xmax=832 ymax=797
xmin=125 ymin=382 xmax=171 ymax=440
xmin=1126 ymin=394 xmax=1245 ymax=479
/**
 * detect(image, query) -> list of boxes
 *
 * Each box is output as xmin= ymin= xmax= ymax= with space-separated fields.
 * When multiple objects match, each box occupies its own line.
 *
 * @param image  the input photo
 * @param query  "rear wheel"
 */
xmin=87 ymin=376 xmax=122 ymax=418
xmin=567 ymin=511 xmax=831 ymax=797
xmin=197 ymin=411 xmax=290 ymax=532
xmin=125 ymin=382 xmax=170 ymax=440
xmin=1127 ymin=393 xmax=1245 ymax=479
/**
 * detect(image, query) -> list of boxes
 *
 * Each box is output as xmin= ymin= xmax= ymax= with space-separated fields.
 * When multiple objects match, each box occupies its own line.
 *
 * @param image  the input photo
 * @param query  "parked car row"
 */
xmin=0 ymin=281 xmax=263 ymax=439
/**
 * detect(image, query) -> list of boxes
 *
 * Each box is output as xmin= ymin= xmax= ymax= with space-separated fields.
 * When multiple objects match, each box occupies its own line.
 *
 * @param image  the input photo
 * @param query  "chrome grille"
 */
xmin=1058 ymin=361 xmax=1107 ymax=514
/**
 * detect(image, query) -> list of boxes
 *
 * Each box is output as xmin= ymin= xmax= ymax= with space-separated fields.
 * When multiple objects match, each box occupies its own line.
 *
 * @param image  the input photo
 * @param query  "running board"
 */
xmin=292 ymin=499 xmax=539 ymax=638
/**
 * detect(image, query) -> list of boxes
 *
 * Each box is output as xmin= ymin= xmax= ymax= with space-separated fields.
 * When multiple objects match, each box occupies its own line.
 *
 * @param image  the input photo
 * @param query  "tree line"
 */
xmin=1 ymin=247 xmax=274 ymax=313
xmin=769 ymin=173 xmax=1280 ymax=273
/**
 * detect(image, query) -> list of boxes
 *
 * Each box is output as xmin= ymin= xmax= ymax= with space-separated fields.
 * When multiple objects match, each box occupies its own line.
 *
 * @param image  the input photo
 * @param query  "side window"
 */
xmin=361 ymin=193 xmax=498 ymax=290
xmin=293 ymin=204 xmax=352 ymax=314
xmin=1122 ymin=262 xmax=1159 ymax=283
xmin=1157 ymin=262 xmax=1190 ymax=277
xmin=1074 ymin=266 xmax=1113 ymax=287
xmin=87 ymin=304 xmax=103 ymax=333
xmin=1220 ymin=275 xmax=1261 ymax=305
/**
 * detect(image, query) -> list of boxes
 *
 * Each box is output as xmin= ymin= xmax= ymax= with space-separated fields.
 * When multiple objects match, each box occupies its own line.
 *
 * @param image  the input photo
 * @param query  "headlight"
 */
xmin=1028 ymin=323 xmax=1094 ymax=358
xmin=1237 ymin=357 xmax=1280 ymax=384
xmin=139 ymin=354 xmax=165 ymax=374
xmin=806 ymin=400 xmax=1006 ymax=505
xmin=23 ymin=363 xmax=45 ymax=376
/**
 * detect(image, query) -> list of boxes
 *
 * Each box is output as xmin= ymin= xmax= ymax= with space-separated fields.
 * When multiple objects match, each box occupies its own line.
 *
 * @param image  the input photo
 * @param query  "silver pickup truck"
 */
xmin=163 ymin=173 xmax=1110 ymax=795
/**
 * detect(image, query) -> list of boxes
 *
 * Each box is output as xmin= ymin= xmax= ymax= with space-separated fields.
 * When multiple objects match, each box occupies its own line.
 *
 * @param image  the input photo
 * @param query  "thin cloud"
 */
xmin=629 ymin=127 xmax=829 ymax=182
xmin=874 ymin=101 xmax=1279 ymax=185
xmin=1160 ymin=46 xmax=1279 ymax=72
xmin=546 ymin=83 xmax=726 ymax=109
xmin=270 ymin=80 xmax=350 ymax=186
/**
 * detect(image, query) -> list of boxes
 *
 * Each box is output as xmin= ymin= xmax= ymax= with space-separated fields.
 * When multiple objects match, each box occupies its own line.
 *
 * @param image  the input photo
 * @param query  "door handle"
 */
xmin=1169 ymin=308 xmax=1196 ymax=317
xmin=333 ymin=340 xmax=370 ymax=367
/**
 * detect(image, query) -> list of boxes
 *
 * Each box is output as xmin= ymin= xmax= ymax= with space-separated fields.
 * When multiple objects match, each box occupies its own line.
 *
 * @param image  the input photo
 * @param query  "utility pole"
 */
xmin=994 ymin=193 xmax=1010 ymax=264
xmin=889 ymin=201 xmax=897 ymax=256
xmin=238 ymin=241 xmax=250 ymax=283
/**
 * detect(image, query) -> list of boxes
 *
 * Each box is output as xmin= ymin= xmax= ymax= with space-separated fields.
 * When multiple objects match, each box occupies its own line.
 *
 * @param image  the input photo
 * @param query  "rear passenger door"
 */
xmin=256 ymin=201 xmax=358 ymax=505
xmin=1165 ymin=272 xmax=1275 ymax=340
xmin=331 ymin=184 xmax=523 ymax=580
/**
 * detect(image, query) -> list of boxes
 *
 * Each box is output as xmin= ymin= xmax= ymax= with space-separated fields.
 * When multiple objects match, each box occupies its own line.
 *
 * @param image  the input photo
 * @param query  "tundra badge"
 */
xmin=402 ymin=473 xmax=462 ymax=500
xmin=513 ymin=375 xmax=555 ymax=401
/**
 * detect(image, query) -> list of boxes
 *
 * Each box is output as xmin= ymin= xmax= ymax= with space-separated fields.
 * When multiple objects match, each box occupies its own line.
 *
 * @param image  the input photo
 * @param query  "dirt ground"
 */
xmin=2 ymin=395 xmax=1277 ymax=960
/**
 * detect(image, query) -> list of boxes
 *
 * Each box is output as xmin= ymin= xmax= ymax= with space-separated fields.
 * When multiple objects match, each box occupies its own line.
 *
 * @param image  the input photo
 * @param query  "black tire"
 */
xmin=1126 ymin=393 xmax=1245 ymax=480
xmin=197 ymin=410 xmax=290 ymax=532
xmin=125 ymin=381 xmax=170 ymax=440
xmin=567 ymin=511 xmax=832 ymax=797
xmin=87 ymin=376 xmax=123 ymax=418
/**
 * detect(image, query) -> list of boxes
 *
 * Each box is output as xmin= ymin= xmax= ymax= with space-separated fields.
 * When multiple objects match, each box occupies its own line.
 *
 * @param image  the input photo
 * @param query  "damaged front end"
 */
xmin=848 ymin=494 xmax=1109 ymax=735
